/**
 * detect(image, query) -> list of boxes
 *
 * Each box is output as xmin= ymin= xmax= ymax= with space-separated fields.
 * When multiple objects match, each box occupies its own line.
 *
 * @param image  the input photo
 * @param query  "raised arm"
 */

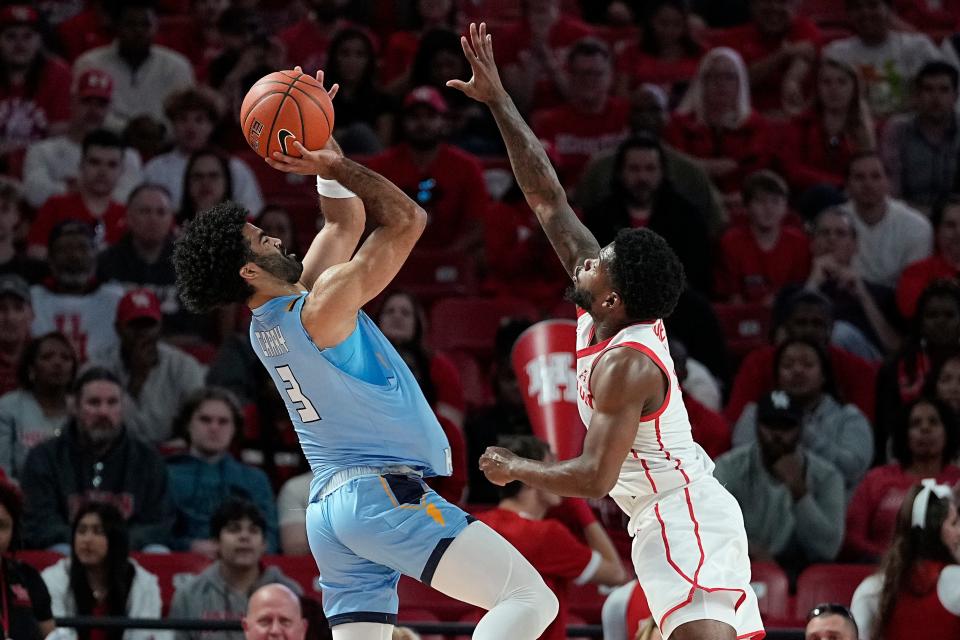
xmin=447 ymin=22 xmax=599 ymax=277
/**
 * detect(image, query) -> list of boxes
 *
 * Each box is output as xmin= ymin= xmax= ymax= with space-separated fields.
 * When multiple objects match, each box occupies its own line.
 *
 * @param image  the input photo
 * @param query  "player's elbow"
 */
xmin=582 ymin=471 xmax=616 ymax=500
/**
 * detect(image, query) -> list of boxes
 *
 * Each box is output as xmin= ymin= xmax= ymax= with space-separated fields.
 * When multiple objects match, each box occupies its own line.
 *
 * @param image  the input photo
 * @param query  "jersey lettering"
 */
xmin=276 ymin=365 xmax=321 ymax=422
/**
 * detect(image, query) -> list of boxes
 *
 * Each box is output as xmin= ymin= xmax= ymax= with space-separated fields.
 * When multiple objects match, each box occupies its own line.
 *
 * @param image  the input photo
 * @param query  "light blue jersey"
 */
xmin=248 ymin=293 xmax=452 ymax=502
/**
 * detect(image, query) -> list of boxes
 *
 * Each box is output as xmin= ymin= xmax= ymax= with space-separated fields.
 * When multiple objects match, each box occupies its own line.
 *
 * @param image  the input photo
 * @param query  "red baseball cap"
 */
xmin=116 ymin=289 xmax=162 ymax=327
xmin=0 ymin=5 xmax=39 ymax=30
xmin=403 ymin=86 xmax=448 ymax=114
xmin=75 ymin=69 xmax=114 ymax=100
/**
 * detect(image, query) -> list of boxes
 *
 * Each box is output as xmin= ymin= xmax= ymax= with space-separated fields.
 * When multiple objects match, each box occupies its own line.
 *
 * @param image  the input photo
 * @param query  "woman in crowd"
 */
xmin=42 ymin=502 xmax=164 ymax=640
xmin=0 ymin=480 xmax=54 ymax=640
xmin=732 ymin=337 xmax=874 ymax=492
xmin=850 ymin=481 xmax=960 ymax=638
xmin=781 ymin=57 xmax=875 ymax=192
xmin=928 ymin=351 xmax=960 ymax=422
xmin=845 ymin=396 xmax=960 ymax=562
xmin=255 ymin=205 xmax=298 ymax=258
xmin=382 ymin=0 xmax=460 ymax=88
xmin=897 ymin=196 xmax=960 ymax=320
xmin=178 ymin=149 xmax=233 ymax=225
xmin=0 ymin=332 xmax=76 ymax=479
xmin=376 ymin=291 xmax=465 ymax=429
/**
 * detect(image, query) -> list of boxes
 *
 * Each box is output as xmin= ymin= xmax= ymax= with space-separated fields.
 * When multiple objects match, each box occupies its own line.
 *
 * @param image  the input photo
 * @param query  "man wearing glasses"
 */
xmin=806 ymin=603 xmax=858 ymax=640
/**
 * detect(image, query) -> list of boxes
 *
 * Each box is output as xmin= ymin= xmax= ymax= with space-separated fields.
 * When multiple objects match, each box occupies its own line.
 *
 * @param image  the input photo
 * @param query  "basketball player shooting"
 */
xmin=173 ymin=69 xmax=558 ymax=640
xmin=449 ymin=23 xmax=765 ymax=640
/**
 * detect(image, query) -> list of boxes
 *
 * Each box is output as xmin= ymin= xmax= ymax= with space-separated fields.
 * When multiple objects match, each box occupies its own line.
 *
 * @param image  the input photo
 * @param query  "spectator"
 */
xmin=532 ymin=37 xmax=629 ymax=187
xmin=324 ymin=28 xmax=396 ymax=152
xmin=143 ymin=87 xmax=263 ymax=217
xmin=276 ymin=471 xmax=311 ymax=556
xmin=0 ymin=332 xmax=76 ymax=479
xmin=583 ymin=135 xmax=711 ymax=292
xmin=733 ymin=338 xmax=874 ymax=492
xmin=55 ymin=0 xmax=112 ymax=62
xmin=670 ymin=340 xmax=730 ymax=458
xmin=375 ymin=291 xmax=465 ymax=428
xmin=876 ymin=280 xmax=960 ymax=460
xmin=725 ymin=289 xmax=878 ymax=423
xmin=364 ymin=86 xmax=487 ymax=251
xmin=166 ymin=387 xmax=279 ymax=554
xmin=88 ymin=288 xmax=206 ymax=444
xmin=242 ymin=584 xmax=311 ymax=640
xmin=381 ymin=0 xmax=460 ymax=87
xmin=666 ymin=47 xmax=775 ymax=197
xmin=845 ymin=396 xmax=960 ymax=562
xmin=782 ymin=57 xmax=875 ymax=192
xmin=179 ymin=149 xmax=234 ymax=225
xmin=576 ymin=83 xmax=727 ymax=238
xmin=0 ymin=274 xmax=33 ymax=395
xmin=20 ymin=367 xmax=173 ymax=552
xmin=0 ymin=480 xmax=55 ymax=640
xmin=709 ymin=0 xmax=821 ymax=115
xmin=23 ymin=69 xmax=142 ymax=210
xmin=897 ymin=196 xmax=960 ymax=320
xmin=477 ymin=435 xmax=630 ymax=640
xmin=496 ymin=0 xmax=595 ymax=112
xmin=928 ymin=352 xmax=960 ymax=415
xmin=804 ymin=604 xmax=858 ymax=640
xmin=881 ymin=61 xmax=960 ymax=212
xmin=0 ymin=5 xmax=71 ymax=176
xmin=893 ymin=0 xmax=960 ymax=31
xmin=614 ymin=0 xmax=704 ymax=102
xmin=823 ymin=0 xmax=940 ymax=119
xmin=850 ymin=480 xmax=960 ymax=638
xmin=30 ymin=222 xmax=124 ymax=362
xmin=715 ymin=170 xmax=810 ymax=304
xmin=0 ymin=178 xmax=45 ymax=283
xmin=807 ymin=207 xmax=902 ymax=355
xmin=26 ymin=129 xmax=128 ymax=259
xmin=122 ymin=115 xmax=166 ymax=164
xmin=278 ymin=0 xmax=352 ymax=76
xmin=169 ymin=498 xmax=302 ymax=640
xmin=41 ymin=502 xmax=166 ymax=640
xmin=156 ymin=0 xmax=228 ymax=80
xmin=716 ymin=391 xmax=845 ymax=575
xmin=839 ymin=152 xmax=933 ymax=289
xmin=255 ymin=206 xmax=298 ymax=258
xmin=74 ymin=1 xmax=194 ymax=130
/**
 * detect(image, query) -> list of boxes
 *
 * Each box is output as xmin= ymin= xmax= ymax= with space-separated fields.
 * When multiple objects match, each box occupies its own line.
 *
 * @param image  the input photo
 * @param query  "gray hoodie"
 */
xmin=168 ymin=563 xmax=302 ymax=640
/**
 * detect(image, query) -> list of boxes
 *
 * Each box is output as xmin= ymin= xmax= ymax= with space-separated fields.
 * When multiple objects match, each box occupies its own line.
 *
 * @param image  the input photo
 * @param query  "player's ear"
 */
xmin=604 ymin=290 xmax=621 ymax=309
xmin=239 ymin=262 xmax=260 ymax=283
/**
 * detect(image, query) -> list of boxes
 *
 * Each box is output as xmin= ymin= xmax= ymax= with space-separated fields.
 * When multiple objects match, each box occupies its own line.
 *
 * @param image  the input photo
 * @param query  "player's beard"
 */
xmin=564 ymin=284 xmax=594 ymax=311
xmin=255 ymin=251 xmax=304 ymax=284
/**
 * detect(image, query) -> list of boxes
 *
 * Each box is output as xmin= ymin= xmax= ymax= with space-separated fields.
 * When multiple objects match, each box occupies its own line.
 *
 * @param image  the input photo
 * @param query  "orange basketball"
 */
xmin=239 ymin=70 xmax=335 ymax=159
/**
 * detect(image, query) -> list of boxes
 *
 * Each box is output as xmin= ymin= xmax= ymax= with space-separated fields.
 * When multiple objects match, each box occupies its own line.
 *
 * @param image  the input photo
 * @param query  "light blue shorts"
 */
xmin=305 ymin=471 xmax=474 ymax=627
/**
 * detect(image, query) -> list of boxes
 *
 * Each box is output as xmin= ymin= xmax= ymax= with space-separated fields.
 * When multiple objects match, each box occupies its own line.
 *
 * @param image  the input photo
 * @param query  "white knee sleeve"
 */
xmin=332 ymin=622 xmax=393 ymax=640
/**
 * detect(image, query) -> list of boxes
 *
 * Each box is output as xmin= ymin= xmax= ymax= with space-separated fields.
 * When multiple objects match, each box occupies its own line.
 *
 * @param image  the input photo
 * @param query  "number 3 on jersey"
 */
xmin=276 ymin=365 xmax=321 ymax=422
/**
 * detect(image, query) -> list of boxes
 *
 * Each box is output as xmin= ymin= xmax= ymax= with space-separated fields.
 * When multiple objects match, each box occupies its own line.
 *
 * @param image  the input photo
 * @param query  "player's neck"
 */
xmin=247 ymin=281 xmax=306 ymax=310
xmin=593 ymin=317 xmax=631 ymax=343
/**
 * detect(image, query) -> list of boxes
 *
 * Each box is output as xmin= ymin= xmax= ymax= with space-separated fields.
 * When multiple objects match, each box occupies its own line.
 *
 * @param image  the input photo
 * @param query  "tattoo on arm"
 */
xmin=328 ymin=158 xmax=420 ymax=228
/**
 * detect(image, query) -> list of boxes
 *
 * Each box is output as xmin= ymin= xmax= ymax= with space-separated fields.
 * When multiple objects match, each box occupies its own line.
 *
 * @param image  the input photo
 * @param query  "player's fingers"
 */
xmin=470 ymin=22 xmax=481 ymax=54
xmin=459 ymin=35 xmax=476 ymax=62
xmin=265 ymin=158 xmax=291 ymax=172
xmin=292 ymin=140 xmax=309 ymax=154
xmin=327 ymin=83 xmax=339 ymax=100
xmin=486 ymin=33 xmax=496 ymax=63
xmin=294 ymin=65 xmax=303 ymax=74
xmin=316 ymin=69 xmax=324 ymax=85
xmin=445 ymin=79 xmax=469 ymax=93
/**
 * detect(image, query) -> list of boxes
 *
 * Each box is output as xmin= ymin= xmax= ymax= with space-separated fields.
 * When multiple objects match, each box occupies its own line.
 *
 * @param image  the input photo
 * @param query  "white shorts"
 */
xmin=614 ymin=475 xmax=765 ymax=640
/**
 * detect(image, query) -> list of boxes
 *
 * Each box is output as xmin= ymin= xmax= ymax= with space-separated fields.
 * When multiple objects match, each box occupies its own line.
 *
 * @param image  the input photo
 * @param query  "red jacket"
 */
xmin=780 ymin=111 xmax=861 ymax=191
xmin=896 ymin=254 xmax=958 ymax=320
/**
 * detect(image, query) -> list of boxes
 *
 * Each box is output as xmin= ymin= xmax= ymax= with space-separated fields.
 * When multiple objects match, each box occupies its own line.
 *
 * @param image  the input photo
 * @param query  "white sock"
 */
xmin=429 ymin=521 xmax=559 ymax=639
xmin=332 ymin=622 xmax=393 ymax=640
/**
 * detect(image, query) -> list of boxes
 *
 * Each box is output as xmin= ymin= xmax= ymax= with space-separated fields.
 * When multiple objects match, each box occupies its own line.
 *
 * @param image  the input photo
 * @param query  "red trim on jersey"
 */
xmin=738 ymin=632 xmax=766 ymax=639
xmin=640 ymin=458 xmax=659 ymax=493
xmin=576 ymin=306 xmax=587 ymax=318
xmin=576 ymin=329 xmax=609 ymax=357
xmin=617 ymin=341 xmax=673 ymax=420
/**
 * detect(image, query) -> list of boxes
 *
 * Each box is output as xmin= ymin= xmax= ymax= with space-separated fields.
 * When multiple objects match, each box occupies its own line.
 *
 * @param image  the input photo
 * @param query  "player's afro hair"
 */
xmin=610 ymin=228 xmax=685 ymax=321
xmin=173 ymin=201 xmax=255 ymax=314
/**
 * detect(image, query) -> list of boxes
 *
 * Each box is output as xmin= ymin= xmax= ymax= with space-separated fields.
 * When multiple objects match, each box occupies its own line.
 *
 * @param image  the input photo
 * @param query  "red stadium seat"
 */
xmin=397 ymin=575 xmax=475 ymax=621
xmin=567 ymin=582 xmax=607 ymax=624
xmin=749 ymin=561 xmax=791 ymax=624
xmin=262 ymin=555 xmax=322 ymax=601
xmin=236 ymin=148 xmax=313 ymax=201
xmin=712 ymin=302 xmax=772 ymax=360
xmin=794 ymin=563 xmax=877 ymax=624
xmin=798 ymin=0 xmax=849 ymax=26
xmin=429 ymin=297 xmax=540 ymax=357
xmin=132 ymin=552 xmax=212 ymax=614
xmin=16 ymin=550 xmax=64 ymax=572
xmin=392 ymin=249 xmax=480 ymax=304
xmin=445 ymin=350 xmax=493 ymax=408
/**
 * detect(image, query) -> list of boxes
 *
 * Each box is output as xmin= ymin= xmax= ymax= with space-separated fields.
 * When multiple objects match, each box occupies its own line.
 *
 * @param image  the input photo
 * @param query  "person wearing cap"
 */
xmin=364 ymin=85 xmax=488 ymax=252
xmin=714 ymin=390 xmax=845 ymax=576
xmin=23 ymin=68 xmax=143 ymax=209
xmin=74 ymin=1 xmax=194 ymax=130
xmin=530 ymin=38 xmax=628 ymax=188
xmin=143 ymin=86 xmax=263 ymax=216
xmin=26 ymin=129 xmax=129 ymax=258
xmin=86 ymin=287 xmax=205 ymax=445
xmin=29 ymin=221 xmax=125 ymax=362
xmin=0 ymin=273 xmax=33 ymax=396
xmin=20 ymin=367 xmax=174 ymax=552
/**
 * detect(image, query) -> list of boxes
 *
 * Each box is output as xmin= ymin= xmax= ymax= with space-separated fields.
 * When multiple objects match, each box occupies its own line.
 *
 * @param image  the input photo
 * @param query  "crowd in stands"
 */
xmin=0 ymin=0 xmax=959 ymax=638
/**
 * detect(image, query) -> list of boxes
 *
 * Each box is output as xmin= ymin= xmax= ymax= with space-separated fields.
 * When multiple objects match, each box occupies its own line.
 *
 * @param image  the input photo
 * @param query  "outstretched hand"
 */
xmin=265 ymin=65 xmax=340 ymax=176
xmin=446 ymin=22 xmax=509 ymax=105
xmin=479 ymin=446 xmax=519 ymax=486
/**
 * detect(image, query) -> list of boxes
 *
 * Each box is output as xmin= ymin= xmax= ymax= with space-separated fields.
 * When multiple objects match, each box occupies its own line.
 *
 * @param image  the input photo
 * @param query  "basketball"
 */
xmin=239 ymin=69 xmax=335 ymax=159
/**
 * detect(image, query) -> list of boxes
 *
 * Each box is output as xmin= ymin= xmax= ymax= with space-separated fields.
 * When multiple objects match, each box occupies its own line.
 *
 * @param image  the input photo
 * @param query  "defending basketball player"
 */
xmin=173 ymin=69 xmax=557 ymax=640
xmin=449 ymin=24 xmax=765 ymax=640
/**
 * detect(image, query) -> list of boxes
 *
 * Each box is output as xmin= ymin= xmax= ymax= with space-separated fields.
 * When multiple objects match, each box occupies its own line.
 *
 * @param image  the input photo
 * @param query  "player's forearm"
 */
xmin=327 ymin=156 xmax=425 ymax=229
xmin=509 ymin=455 xmax=612 ymax=499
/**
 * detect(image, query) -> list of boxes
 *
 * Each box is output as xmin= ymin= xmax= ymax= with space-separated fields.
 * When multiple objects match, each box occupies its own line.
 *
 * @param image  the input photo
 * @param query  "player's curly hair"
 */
xmin=610 ymin=228 xmax=685 ymax=321
xmin=173 ymin=202 xmax=255 ymax=313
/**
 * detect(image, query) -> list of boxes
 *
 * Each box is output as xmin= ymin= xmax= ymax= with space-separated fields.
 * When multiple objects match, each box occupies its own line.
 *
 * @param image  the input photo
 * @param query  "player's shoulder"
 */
xmin=591 ymin=343 xmax=665 ymax=398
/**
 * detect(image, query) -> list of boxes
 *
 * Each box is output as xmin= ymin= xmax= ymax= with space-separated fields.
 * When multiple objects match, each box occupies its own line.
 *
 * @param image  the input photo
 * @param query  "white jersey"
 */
xmin=574 ymin=309 xmax=712 ymax=501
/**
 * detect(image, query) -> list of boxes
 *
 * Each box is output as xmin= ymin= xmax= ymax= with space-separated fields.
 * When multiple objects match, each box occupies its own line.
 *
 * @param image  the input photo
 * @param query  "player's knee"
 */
xmin=530 ymin=578 xmax=559 ymax=627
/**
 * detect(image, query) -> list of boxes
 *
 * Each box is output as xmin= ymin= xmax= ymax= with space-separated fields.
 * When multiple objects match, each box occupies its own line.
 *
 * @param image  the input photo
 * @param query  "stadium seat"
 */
xmin=794 ymin=563 xmax=877 ymax=624
xmin=712 ymin=302 xmax=772 ymax=360
xmin=235 ymin=148 xmax=312 ymax=201
xmin=262 ymin=555 xmax=322 ymax=601
xmin=392 ymin=249 xmax=479 ymax=304
xmin=132 ymin=552 xmax=212 ymax=614
xmin=798 ymin=0 xmax=849 ymax=26
xmin=445 ymin=350 xmax=493 ymax=408
xmin=429 ymin=297 xmax=540 ymax=357
xmin=749 ymin=561 xmax=791 ymax=623
xmin=397 ymin=576 xmax=475 ymax=621
xmin=567 ymin=582 xmax=607 ymax=624
xmin=16 ymin=550 xmax=64 ymax=572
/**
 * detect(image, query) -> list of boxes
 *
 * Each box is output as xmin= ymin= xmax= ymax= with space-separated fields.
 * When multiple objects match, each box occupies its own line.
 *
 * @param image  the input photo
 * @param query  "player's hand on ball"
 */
xmin=479 ymin=446 xmax=518 ymax=486
xmin=447 ymin=22 xmax=508 ymax=105
xmin=293 ymin=65 xmax=339 ymax=101
xmin=266 ymin=141 xmax=339 ymax=177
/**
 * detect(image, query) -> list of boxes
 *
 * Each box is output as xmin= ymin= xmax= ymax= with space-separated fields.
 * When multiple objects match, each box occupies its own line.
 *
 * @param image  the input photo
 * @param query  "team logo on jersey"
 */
xmin=278 ymin=129 xmax=294 ymax=155
xmin=525 ymin=352 xmax=578 ymax=406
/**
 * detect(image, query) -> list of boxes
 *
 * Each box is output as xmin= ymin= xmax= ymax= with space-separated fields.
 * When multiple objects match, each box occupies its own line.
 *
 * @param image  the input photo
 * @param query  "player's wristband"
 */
xmin=316 ymin=176 xmax=356 ymax=198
